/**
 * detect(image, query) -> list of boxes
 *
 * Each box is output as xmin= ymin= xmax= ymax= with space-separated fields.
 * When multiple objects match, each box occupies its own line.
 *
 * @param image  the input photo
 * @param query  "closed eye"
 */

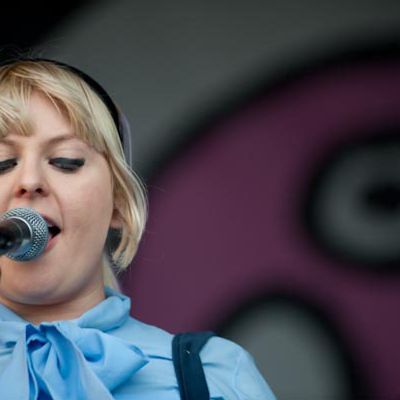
xmin=0 ymin=158 xmax=17 ymax=174
xmin=49 ymin=158 xmax=85 ymax=172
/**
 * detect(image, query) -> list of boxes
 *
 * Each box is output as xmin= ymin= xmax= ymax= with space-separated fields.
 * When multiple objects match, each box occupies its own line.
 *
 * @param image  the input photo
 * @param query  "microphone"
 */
xmin=0 ymin=208 xmax=49 ymax=261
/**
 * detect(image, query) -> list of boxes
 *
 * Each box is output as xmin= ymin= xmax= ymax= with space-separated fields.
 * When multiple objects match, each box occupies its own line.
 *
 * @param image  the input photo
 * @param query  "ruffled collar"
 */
xmin=0 ymin=287 xmax=149 ymax=399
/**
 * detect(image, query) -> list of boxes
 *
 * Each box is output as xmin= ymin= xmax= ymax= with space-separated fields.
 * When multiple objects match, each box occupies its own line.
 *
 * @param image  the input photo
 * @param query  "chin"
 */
xmin=0 ymin=283 xmax=60 ymax=306
xmin=0 ymin=265 xmax=64 ymax=301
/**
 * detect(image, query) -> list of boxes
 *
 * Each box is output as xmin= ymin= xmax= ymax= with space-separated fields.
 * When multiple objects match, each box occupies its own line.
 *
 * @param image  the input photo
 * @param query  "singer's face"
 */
xmin=0 ymin=91 xmax=118 ymax=309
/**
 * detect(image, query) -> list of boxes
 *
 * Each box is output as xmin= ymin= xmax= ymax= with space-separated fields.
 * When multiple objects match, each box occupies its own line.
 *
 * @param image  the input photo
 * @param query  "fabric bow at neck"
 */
xmin=0 ymin=288 xmax=148 ymax=399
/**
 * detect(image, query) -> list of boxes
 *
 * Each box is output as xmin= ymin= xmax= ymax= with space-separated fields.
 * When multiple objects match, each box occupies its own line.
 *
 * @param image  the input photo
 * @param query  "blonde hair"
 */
xmin=0 ymin=60 xmax=147 ymax=290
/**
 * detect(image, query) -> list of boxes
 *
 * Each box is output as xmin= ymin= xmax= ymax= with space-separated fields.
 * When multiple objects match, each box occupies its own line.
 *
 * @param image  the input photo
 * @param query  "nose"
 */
xmin=14 ymin=160 xmax=49 ymax=199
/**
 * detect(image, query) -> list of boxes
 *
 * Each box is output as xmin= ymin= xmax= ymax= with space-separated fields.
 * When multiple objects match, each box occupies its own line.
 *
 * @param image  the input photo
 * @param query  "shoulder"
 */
xmin=111 ymin=316 xmax=174 ymax=359
xmin=111 ymin=318 xmax=276 ymax=399
xmin=201 ymin=336 xmax=276 ymax=400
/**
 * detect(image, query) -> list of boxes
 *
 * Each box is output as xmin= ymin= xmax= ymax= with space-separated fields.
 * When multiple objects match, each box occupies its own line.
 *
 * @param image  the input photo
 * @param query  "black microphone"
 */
xmin=0 ymin=208 xmax=49 ymax=261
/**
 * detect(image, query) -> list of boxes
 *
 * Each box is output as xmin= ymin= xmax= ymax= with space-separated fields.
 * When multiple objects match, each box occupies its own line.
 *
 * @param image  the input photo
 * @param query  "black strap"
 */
xmin=172 ymin=331 xmax=214 ymax=400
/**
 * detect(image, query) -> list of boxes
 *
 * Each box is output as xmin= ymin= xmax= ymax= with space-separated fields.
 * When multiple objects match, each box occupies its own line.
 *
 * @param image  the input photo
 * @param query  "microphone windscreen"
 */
xmin=0 ymin=208 xmax=48 ymax=261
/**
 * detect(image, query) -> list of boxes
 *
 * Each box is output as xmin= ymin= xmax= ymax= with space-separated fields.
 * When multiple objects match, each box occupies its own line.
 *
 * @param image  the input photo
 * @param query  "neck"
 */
xmin=0 ymin=285 xmax=106 ymax=325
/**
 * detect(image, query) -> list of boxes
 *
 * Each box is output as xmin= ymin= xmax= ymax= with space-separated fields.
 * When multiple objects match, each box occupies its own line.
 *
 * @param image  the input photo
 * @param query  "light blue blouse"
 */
xmin=0 ymin=287 xmax=276 ymax=399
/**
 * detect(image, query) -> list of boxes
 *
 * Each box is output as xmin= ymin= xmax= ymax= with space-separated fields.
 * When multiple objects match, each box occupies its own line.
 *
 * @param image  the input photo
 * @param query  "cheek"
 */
xmin=0 ymin=175 xmax=18 ymax=211
xmin=56 ymin=173 xmax=114 ymax=232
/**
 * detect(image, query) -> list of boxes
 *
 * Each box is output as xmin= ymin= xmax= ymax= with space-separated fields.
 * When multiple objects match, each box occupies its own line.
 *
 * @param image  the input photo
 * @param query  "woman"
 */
xmin=0 ymin=58 xmax=276 ymax=399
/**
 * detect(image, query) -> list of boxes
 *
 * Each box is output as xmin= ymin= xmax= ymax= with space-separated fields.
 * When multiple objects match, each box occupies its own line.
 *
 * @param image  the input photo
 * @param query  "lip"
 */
xmin=45 ymin=232 xmax=60 ymax=252
xmin=37 ymin=213 xmax=62 ymax=253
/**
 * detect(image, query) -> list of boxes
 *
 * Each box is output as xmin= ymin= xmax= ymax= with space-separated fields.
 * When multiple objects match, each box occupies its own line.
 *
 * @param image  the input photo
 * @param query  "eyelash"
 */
xmin=49 ymin=158 xmax=85 ymax=172
xmin=0 ymin=158 xmax=85 ymax=173
xmin=0 ymin=159 xmax=17 ymax=174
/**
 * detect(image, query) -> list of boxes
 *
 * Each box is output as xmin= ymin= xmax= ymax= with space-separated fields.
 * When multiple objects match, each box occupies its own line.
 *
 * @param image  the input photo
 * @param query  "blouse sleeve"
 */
xmin=201 ymin=336 xmax=277 ymax=400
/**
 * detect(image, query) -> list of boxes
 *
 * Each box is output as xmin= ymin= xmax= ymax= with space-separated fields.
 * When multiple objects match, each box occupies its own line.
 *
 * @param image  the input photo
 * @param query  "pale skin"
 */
xmin=0 ymin=91 xmax=120 ymax=324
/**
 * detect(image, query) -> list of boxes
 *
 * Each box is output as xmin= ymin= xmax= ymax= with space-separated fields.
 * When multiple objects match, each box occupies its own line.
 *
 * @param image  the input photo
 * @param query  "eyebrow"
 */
xmin=0 ymin=134 xmax=81 ymax=148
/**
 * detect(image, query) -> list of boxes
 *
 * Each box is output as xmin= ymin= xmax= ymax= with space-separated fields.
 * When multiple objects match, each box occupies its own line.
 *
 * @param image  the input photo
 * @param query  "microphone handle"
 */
xmin=0 ymin=219 xmax=30 ymax=255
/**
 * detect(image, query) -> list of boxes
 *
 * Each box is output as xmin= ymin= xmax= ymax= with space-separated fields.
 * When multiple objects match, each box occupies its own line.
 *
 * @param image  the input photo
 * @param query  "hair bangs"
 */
xmin=0 ymin=61 xmax=113 ymax=154
xmin=0 ymin=70 xmax=35 ymax=138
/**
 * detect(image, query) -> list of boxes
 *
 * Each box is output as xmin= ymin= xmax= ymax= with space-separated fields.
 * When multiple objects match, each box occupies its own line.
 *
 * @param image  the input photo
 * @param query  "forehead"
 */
xmin=28 ymin=90 xmax=70 ymax=127
xmin=1 ymin=90 xmax=97 ymax=151
xmin=1 ymin=91 xmax=72 ymax=142
xmin=29 ymin=91 xmax=71 ymax=127
xmin=0 ymin=70 xmax=112 ymax=154
xmin=0 ymin=96 xmax=97 ymax=154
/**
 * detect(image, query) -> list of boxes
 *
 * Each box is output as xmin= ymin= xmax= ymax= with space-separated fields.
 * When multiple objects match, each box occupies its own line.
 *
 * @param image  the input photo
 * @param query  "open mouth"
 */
xmin=48 ymin=225 xmax=61 ymax=239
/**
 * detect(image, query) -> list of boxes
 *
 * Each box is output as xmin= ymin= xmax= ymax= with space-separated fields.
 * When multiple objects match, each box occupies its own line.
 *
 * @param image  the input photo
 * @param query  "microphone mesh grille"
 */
xmin=1 ymin=208 xmax=49 ymax=261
